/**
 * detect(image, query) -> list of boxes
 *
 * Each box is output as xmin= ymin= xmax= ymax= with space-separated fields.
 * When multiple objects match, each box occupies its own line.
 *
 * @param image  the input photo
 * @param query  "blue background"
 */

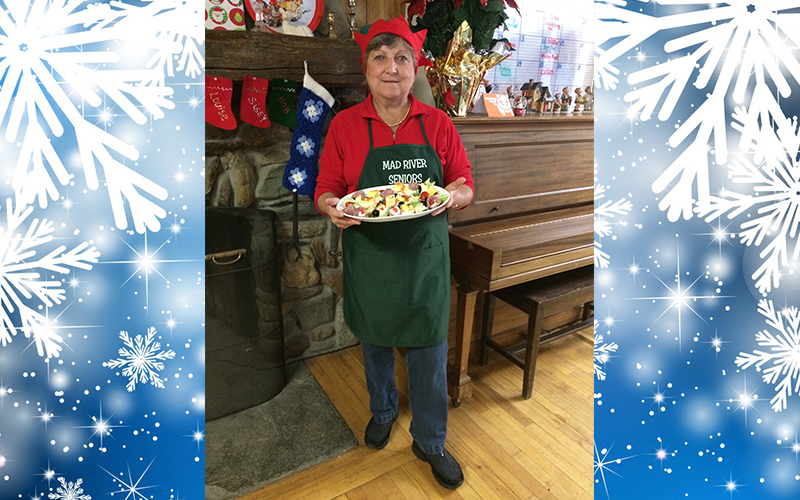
xmin=0 ymin=1 xmax=205 ymax=498
xmin=596 ymin=1 xmax=800 ymax=498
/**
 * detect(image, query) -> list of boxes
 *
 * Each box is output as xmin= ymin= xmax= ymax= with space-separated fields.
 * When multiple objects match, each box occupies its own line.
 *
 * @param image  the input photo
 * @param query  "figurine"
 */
xmin=263 ymin=0 xmax=283 ymax=29
xmin=583 ymin=86 xmax=594 ymax=112
xmin=279 ymin=0 xmax=313 ymax=36
xmin=252 ymin=0 xmax=267 ymax=30
xmin=506 ymin=85 xmax=515 ymax=100
xmin=512 ymin=95 xmax=527 ymax=116
xmin=559 ymin=87 xmax=571 ymax=112
xmin=574 ymin=87 xmax=585 ymax=112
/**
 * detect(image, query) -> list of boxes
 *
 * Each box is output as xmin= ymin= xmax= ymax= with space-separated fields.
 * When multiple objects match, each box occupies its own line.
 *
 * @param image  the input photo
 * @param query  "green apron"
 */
xmin=342 ymin=115 xmax=450 ymax=347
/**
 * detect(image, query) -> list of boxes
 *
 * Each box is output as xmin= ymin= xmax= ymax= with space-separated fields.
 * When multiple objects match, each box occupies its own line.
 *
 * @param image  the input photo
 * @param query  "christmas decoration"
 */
xmin=205 ymin=0 xmax=246 ymax=30
xmin=205 ymin=75 xmax=237 ymax=130
xmin=404 ymin=0 xmax=518 ymax=116
xmin=427 ymin=21 xmax=511 ymax=116
xmin=240 ymin=75 xmax=271 ymax=128
xmin=405 ymin=0 xmax=519 ymax=58
xmin=268 ymin=78 xmax=300 ymax=128
xmin=282 ymin=62 xmax=334 ymax=198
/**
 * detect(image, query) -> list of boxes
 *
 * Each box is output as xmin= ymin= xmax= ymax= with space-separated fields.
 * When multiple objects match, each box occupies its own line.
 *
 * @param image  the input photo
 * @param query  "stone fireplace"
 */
xmin=205 ymin=28 xmax=372 ymax=367
xmin=207 ymin=130 xmax=361 ymax=364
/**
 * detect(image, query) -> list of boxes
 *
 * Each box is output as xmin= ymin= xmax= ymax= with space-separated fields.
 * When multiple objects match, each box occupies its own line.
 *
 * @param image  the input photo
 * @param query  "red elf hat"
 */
xmin=353 ymin=17 xmax=433 ymax=69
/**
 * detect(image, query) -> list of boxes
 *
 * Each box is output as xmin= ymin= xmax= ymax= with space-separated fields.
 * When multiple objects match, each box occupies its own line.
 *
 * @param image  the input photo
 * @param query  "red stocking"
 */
xmin=206 ymin=76 xmax=237 ymax=130
xmin=241 ymin=76 xmax=271 ymax=128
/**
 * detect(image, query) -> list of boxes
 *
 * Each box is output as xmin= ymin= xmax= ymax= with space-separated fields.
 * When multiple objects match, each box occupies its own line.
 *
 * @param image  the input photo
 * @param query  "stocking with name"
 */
xmin=206 ymin=76 xmax=237 ymax=130
xmin=241 ymin=75 xmax=271 ymax=128
xmin=268 ymin=78 xmax=299 ymax=129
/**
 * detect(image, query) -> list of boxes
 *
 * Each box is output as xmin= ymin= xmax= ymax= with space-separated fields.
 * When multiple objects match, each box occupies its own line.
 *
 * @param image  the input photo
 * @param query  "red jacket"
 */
xmin=315 ymin=94 xmax=473 ymax=213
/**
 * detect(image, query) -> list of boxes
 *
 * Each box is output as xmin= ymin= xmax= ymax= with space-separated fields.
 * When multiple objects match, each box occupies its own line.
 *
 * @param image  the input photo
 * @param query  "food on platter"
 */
xmin=336 ymin=180 xmax=449 ymax=222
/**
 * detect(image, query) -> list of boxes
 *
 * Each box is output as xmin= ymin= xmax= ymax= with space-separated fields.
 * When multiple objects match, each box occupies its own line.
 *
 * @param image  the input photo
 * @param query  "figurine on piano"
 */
xmin=314 ymin=17 xmax=474 ymax=491
xmin=559 ymin=87 xmax=572 ymax=112
xmin=583 ymin=85 xmax=594 ymax=111
xmin=574 ymin=86 xmax=585 ymax=112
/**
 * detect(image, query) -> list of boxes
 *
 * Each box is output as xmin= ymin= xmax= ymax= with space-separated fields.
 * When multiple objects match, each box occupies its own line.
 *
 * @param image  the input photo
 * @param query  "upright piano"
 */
xmin=446 ymin=113 xmax=594 ymax=405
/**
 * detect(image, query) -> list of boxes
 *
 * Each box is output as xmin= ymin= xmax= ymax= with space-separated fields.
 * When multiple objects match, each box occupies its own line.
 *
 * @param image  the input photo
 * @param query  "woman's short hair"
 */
xmin=364 ymin=33 xmax=415 ymax=65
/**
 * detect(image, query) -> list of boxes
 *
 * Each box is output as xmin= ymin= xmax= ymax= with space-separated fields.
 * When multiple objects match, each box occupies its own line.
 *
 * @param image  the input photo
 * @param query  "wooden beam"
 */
xmin=206 ymin=30 xmax=365 ymax=87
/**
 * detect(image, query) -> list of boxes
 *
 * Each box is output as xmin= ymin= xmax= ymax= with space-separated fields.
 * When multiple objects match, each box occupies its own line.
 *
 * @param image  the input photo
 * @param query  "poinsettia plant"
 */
xmin=404 ymin=0 xmax=519 ymax=59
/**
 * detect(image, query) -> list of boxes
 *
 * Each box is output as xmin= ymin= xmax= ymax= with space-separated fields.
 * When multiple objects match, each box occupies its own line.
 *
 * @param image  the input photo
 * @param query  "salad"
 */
xmin=339 ymin=180 xmax=449 ymax=219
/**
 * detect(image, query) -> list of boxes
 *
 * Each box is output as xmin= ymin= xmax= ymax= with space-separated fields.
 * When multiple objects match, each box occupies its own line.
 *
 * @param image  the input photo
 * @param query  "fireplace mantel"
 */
xmin=206 ymin=30 xmax=364 ymax=87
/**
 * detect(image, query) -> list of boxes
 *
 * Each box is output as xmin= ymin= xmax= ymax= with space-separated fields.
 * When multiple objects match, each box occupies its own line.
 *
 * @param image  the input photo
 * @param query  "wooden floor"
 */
xmin=241 ymin=327 xmax=593 ymax=500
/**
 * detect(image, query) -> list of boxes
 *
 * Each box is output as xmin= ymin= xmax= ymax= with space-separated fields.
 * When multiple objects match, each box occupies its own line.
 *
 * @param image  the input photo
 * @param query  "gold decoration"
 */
xmin=348 ymin=0 xmax=356 ymax=37
xmin=326 ymin=10 xmax=337 ymax=39
xmin=425 ymin=22 xmax=510 ymax=117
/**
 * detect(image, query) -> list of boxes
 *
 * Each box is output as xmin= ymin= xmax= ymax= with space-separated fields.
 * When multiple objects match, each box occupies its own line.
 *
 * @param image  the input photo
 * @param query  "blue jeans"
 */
xmin=361 ymin=339 xmax=449 ymax=454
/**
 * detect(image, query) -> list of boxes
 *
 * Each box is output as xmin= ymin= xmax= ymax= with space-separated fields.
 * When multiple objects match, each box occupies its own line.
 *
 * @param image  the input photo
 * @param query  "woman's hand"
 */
xmin=431 ymin=177 xmax=471 ymax=217
xmin=324 ymin=196 xmax=361 ymax=228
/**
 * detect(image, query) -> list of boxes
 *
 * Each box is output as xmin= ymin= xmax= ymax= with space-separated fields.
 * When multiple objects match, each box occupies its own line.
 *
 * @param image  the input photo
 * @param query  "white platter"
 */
xmin=336 ymin=184 xmax=449 ymax=223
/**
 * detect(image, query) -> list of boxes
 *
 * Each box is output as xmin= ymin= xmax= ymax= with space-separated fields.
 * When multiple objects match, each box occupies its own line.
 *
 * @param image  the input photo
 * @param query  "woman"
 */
xmin=314 ymin=17 xmax=474 ymax=490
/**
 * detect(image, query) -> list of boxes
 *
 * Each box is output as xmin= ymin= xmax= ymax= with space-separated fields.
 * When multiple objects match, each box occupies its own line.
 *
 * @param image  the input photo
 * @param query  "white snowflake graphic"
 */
xmin=103 ymin=326 xmax=175 ymax=391
xmin=48 ymin=477 xmax=91 ymax=500
xmin=596 ymin=1 xmax=800 ymax=222
xmin=594 ymin=320 xmax=619 ymax=381
xmin=695 ymin=102 xmax=800 ymax=293
xmin=697 ymin=154 xmax=800 ymax=293
xmin=0 ymin=0 xmax=200 ymax=233
xmin=594 ymin=182 xmax=632 ymax=268
xmin=734 ymin=299 xmax=800 ymax=412
xmin=0 ymin=197 xmax=100 ymax=359
xmin=109 ymin=0 xmax=205 ymax=83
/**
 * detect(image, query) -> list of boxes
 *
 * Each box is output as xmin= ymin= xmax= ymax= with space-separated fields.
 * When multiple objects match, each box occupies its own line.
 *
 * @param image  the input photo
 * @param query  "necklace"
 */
xmin=386 ymin=104 xmax=410 ymax=128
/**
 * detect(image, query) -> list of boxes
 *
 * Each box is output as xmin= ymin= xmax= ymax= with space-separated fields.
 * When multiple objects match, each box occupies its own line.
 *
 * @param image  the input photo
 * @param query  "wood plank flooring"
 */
xmin=241 ymin=327 xmax=593 ymax=500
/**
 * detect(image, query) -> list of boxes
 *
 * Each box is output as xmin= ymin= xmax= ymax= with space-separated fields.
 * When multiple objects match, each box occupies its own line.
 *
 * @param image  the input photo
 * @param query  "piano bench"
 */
xmin=479 ymin=266 xmax=594 ymax=400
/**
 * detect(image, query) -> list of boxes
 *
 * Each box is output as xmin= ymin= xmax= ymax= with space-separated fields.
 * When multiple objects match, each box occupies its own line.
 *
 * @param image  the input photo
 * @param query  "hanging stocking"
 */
xmin=268 ymin=78 xmax=299 ymax=128
xmin=282 ymin=62 xmax=335 ymax=198
xmin=241 ymin=75 xmax=271 ymax=128
xmin=206 ymin=76 xmax=237 ymax=130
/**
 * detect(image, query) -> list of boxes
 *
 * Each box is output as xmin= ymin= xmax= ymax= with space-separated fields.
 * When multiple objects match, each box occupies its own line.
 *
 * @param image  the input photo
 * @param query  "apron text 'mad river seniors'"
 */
xmin=342 ymin=116 xmax=450 ymax=347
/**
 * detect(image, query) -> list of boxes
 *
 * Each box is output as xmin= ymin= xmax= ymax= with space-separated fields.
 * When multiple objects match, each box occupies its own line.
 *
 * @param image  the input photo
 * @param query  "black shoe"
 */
xmin=411 ymin=441 xmax=464 ymax=490
xmin=364 ymin=412 xmax=398 ymax=449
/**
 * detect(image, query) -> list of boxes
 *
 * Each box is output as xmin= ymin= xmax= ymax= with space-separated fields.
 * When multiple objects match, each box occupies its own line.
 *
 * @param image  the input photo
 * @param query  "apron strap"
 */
xmin=417 ymin=115 xmax=433 ymax=148
xmin=367 ymin=119 xmax=374 ymax=148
